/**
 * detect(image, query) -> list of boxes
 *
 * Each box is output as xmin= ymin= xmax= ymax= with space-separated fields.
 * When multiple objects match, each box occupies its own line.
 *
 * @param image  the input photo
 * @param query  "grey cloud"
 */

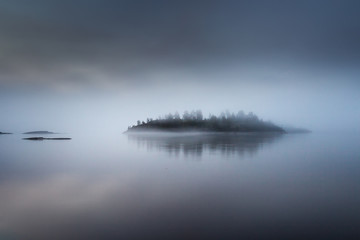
xmin=0 ymin=0 xmax=360 ymax=89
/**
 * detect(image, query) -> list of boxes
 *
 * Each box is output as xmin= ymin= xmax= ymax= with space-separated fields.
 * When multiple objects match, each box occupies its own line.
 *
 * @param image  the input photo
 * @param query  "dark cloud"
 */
xmin=0 ymin=0 xmax=360 ymax=88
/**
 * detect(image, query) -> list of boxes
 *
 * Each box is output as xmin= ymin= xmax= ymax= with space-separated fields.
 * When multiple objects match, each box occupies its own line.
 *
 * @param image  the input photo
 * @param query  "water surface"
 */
xmin=0 ymin=132 xmax=359 ymax=239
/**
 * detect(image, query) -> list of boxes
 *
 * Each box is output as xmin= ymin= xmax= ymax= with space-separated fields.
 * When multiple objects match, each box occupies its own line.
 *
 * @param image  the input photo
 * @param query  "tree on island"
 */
xmin=127 ymin=110 xmax=285 ymax=133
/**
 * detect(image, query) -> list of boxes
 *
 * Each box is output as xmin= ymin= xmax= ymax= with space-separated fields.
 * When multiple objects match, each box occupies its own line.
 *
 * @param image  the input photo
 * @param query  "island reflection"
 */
xmin=128 ymin=132 xmax=284 ymax=158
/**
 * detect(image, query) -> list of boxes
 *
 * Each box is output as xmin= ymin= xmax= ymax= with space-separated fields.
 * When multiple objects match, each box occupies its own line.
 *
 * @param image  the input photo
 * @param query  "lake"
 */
xmin=0 ymin=132 xmax=359 ymax=239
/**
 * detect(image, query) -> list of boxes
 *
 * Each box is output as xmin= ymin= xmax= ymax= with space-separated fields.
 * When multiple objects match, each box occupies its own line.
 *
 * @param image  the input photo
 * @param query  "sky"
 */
xmin=0 ymin=0 xmax=359 ymax=133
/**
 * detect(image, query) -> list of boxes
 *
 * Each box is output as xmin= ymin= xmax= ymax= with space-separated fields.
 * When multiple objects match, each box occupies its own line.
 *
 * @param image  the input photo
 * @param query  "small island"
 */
xmin=126 ymin=110 xmax=285 ymax=133
xmin=0 ymin=132 xmax=12 ymax=134
xmin=23 ymin=137 xmax=71 ymax=141
xmin=23 ymin=131 xmax=56 ymax=134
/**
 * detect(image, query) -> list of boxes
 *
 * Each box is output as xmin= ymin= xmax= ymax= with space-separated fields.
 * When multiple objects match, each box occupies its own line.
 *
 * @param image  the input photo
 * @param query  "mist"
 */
xmin=1 ymin=64 xmax=359 ymax=134
xmin=1 ymin=0 xmax=360 ymax=133
xmin=2 ymin=2 xmax=360 ymax=239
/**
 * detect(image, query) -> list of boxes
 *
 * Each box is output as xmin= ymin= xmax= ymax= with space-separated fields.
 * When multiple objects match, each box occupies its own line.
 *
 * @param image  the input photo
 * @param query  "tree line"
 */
xmin=128 ymin=110 xmax=284 ymax=132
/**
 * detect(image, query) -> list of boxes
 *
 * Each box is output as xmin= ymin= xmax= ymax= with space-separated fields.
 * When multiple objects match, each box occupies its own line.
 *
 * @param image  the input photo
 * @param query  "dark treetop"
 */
xmin=126 ymin=110 xmax=285 ymax=133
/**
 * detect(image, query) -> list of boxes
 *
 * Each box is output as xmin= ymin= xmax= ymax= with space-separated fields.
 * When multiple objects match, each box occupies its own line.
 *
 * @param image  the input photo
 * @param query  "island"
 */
xmin=23 ymin=137 xmax=71 ymax=141
xmin=125 ymin=110 xmax=285 ymax=133
xmin=0 ymin=132 xmax=12 ymax=134
xmin=23 ymin=131 xmax=56 ymax=134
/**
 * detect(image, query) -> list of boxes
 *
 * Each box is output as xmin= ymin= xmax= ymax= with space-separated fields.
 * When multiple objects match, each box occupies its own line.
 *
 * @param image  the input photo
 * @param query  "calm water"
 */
xmin=0 ymin=132 xmax=359 ymax=239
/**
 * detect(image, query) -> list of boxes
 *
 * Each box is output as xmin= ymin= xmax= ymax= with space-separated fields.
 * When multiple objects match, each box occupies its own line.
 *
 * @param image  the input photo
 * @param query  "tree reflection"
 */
xmin=128 ymin=133 xmax=284 ymax=158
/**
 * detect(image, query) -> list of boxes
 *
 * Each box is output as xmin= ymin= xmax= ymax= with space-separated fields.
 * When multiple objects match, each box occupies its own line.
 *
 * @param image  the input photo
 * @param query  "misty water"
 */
xmin=0 ymin=132 xmax=359 ymax=239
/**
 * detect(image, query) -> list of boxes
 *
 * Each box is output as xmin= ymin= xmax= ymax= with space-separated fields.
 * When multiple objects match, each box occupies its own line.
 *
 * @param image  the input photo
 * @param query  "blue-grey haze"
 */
xmin=0 ymin=2 xmax=360 ymax=238
xmin=0 ymin=132 xmax=359 ymax=239
xmin=0 ymin=0 xmax=359 ymax=133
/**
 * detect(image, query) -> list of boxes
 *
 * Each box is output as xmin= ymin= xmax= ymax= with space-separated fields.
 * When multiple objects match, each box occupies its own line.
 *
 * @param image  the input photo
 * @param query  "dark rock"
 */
xmin=23 ymin=137 xmax=71 ymax=141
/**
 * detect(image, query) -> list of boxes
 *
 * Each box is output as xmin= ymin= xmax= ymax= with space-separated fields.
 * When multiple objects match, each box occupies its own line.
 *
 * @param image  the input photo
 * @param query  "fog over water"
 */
xmin=0 ymin=0 xmax=360 ymax=133
xmin=1 ymin=131 xmax=360 ymax=239
xmin=1 ymin=1 xmax=360 ymax=239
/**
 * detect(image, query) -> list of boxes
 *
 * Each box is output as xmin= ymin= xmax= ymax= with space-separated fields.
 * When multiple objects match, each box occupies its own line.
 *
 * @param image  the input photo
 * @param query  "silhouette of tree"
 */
xmin=196 ymin=110 xmax=203 ymax=121
xmin=183 ymin=111 xmax=190 ymax=120
xmin=166 ymin=113 xmax=174 ymax=120
xmin=174 ymin=112 xmax=180 ymax=120
xmin=128 ymin=110 xmax=284 ymax=133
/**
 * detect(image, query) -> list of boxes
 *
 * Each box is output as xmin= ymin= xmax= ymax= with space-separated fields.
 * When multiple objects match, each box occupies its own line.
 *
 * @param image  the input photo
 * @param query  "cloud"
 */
xmin=0 ymin=0 xmax=359 ymax=90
